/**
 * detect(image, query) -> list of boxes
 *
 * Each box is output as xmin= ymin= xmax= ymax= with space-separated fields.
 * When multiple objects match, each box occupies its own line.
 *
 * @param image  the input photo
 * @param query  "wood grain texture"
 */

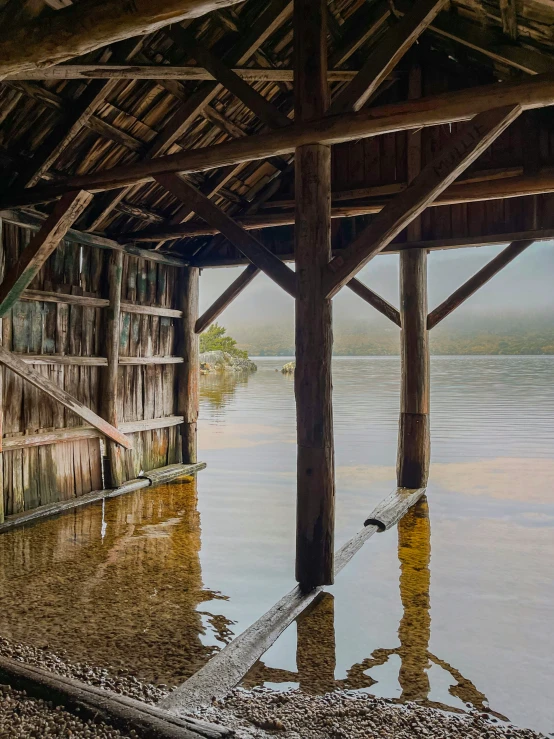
xmin=155 ymin=174 xmax=297 ymax=297
xmin=323 ymin=104 xmax=523 ymax=297
xmin=7 ymin=73 xmax=554 ymax=207
xmin=177 ymin=268 xmax=199 ymax=464
xmin=195 ymin=264 xmax=259 ymax=334
xmin=0 ymin=191 xmax=92 ymax=316
xmin=7 ymin=65 xmax=358 ymax=83
xmin=0 ymin=651 xmax=225 ymax=739
xmin=0 ymin=0 xmax=246 ymax=79
xmin=397 ymin=249 xmax=430 ymax=489
xmin=364 ymin=486 xmax=426 ymax=530
xmin=0 ymin=345 xmax=132 ymax=449
xmin=427 ymin=239 xmax=534 ymax=328
xmin=294 ymin=0 xmax=334 ymax=590
xmin=328 ymin=0 xmax=446 ymax=113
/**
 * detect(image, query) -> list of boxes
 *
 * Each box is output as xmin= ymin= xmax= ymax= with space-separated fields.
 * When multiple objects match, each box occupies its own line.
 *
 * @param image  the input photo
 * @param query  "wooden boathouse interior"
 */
xmin=0 ymin=0 xmax=553 ymax=730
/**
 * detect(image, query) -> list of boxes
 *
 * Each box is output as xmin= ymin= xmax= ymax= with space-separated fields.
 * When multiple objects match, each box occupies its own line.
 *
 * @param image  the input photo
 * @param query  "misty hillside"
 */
xmin=199 ymin=242 xmax=554 ymax=356
xmin=229 ymin=313 xmax=554 ymax=356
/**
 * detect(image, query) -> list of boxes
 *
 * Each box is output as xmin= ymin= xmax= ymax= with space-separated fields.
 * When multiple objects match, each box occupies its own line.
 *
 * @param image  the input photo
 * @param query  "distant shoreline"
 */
xmin=249 ymin=353 xmax=554 ymax=358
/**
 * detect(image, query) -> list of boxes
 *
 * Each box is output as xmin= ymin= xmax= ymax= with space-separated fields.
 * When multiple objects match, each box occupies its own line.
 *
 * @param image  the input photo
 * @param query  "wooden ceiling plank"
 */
xmin=7 ymin=73 xmax=554 ymax=208
xmin=328 ymin=0 xmax=447 ymax=114
xmin=79 ymin=0 xmax=293 ymax=232
xmin=322 ymin=104 xmax=523 ymax=298
xmin=155 ymin=172 xmax=297 ymax=296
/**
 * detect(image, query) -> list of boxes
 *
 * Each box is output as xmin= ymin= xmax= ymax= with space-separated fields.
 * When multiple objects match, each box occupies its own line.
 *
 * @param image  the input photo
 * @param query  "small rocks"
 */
xmin=197 ymin=689 xmax=548 ymax=739
xmin=200 ymin=351 xmax=257 ymax=373
xmin=281 ymin=361 xmax=295 ymax=375
xmin=0 ymin=683 xmax=130 ymax=738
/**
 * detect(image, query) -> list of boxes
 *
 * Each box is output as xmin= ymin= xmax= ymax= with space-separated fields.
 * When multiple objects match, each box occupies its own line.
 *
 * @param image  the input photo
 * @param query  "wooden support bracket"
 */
xmin=427 ymin=239 xmax=534 ymax=329
xmin=347 ymin=278 xmax=401 ymax=326
xmin=195 ymin=264 xmax=259 ymax=334
xmin=155 ymin=173 xmax=297 ymax=297
xmin=0 ymin=345 xmax=132 ymax=449
xmin=0 ymin=191 xmax=93 ymax=316
xmin=322 ymin=104 xmax=523 ymax=298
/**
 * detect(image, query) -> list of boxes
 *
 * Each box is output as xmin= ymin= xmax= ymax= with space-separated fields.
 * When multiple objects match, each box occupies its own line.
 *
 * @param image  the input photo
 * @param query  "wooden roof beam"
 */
xmin=5 ymin=66 xmax=360 ymax=83
xmin=328 ymin=0 xmax=447 ymax=114
xmin=167 ymin=26 xmax=292 ymax=129
xmin=155 ymin=173 xmax=297 ymax=296
xmin=323 ymin=104 xmax=523 ymax=298
xmin=5 ymin=73 xmax=554 ymax=209
xmin=0 ymin=0 xmax=247 ymax=79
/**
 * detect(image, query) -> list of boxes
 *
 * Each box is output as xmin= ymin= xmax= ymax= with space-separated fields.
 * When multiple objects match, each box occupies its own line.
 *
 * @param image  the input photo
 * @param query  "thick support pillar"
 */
xmin=294 ymin=0 xmax=334 ymax=589
xmin=397 ymin=248 xmax=430 ymax=488
xmin=102 ymin=250 xmax=125 ymax=487
xmin=397 ymin=63 xmax=429 ymax=490
xmin=178 ymin=267 xmax=200 ymax=464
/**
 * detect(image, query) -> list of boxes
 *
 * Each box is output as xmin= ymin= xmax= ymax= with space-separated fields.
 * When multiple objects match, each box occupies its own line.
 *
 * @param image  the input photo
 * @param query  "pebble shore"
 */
xmin=0 ymin=638 xmax=549 ymax=739
xmin=198 ymin=689 xmax=549 ymax=739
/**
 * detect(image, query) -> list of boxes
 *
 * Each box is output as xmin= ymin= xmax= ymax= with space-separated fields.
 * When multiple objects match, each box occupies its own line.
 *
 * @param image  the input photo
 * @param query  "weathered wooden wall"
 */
xmin=0 ymin=220 xmax=182 ymax=516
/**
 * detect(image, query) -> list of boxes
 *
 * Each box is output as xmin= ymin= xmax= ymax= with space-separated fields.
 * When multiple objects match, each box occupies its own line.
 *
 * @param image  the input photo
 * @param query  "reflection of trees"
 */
xmin=0 ymin=479 xmax=234 ymax=686
xmin=200 ymin=371 xmax=251 ymax=410
xmin=244 ymin=497 xmax=506 ymax=720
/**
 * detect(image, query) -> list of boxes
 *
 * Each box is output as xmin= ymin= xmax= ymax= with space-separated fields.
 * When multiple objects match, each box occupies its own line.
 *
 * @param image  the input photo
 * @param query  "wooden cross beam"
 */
xmin=5 ymin=72 xmax=554 ymax=209
xmin=347 ymin=279 xmax=401 ymax=327
xmin=195 ymin=264 xmax=259 ymax=334
xmin=0 ymin=190 xmax=93 ymax=316
xmin=154 ymin=173 xmax=297 ymax=296
xmin=322 ymin=104 xmax=523 ymax=299
xmin=167 ymin=26 xmax=292 ymax=130
xmin=5 ymin=65 xmax=359 ymax=83
xmin=0 ymin=346 xmax=132 ymax=449
xmin=328 ymin=0 xmax=447 ymax=114
xmin=427 ymin=239 xmax=534 ymax=329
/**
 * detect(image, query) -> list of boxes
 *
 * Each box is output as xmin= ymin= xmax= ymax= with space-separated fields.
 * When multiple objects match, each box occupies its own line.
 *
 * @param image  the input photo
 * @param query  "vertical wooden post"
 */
xmin=294 ymin=0 xmax=335 ymax=589
xmin=0 ymin=321 xmax=4 ymax=524
xmin=102 ymin=249 xmax=125 ymax=487
xmin=178 ymin=267 xmax=200 ymax=464
xmin=397 ymin=63 xmax=430 ymax=490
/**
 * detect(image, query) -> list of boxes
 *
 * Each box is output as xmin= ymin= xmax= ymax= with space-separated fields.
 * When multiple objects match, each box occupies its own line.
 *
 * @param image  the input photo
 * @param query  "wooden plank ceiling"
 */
xmin=0 ymin=0 xmax=553 ymax=266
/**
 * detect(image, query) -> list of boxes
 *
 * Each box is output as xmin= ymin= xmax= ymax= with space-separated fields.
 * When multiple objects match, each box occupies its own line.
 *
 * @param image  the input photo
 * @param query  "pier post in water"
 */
xmin=397 ymin=64 xmax=430 ymax=489
xmin=178 ymin=267 xmax=200 ymax=464
xmin=294 ymin=0 xmax=335 ymax=589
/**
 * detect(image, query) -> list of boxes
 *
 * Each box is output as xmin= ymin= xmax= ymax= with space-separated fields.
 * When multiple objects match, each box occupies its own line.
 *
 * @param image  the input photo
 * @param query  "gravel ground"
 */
xmin=196 ymin=689 xmax=549 ymax=739
xmin=0 ymin=683 xmax=135 ymax=738
xmin=0 ymin=638 xmax=549 ymax=739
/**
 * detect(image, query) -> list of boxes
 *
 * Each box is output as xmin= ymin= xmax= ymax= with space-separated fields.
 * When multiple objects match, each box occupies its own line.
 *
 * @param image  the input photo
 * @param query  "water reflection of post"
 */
xmin=397 ymin=495 xmax=431 ymax=702
xmin=296 ymin=592 xmax=336 ymax=694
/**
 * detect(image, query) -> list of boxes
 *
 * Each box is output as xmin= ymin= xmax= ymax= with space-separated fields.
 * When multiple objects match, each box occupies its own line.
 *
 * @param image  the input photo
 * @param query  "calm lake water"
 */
xmin=1 ymin=356 xmax=553 ymax=733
